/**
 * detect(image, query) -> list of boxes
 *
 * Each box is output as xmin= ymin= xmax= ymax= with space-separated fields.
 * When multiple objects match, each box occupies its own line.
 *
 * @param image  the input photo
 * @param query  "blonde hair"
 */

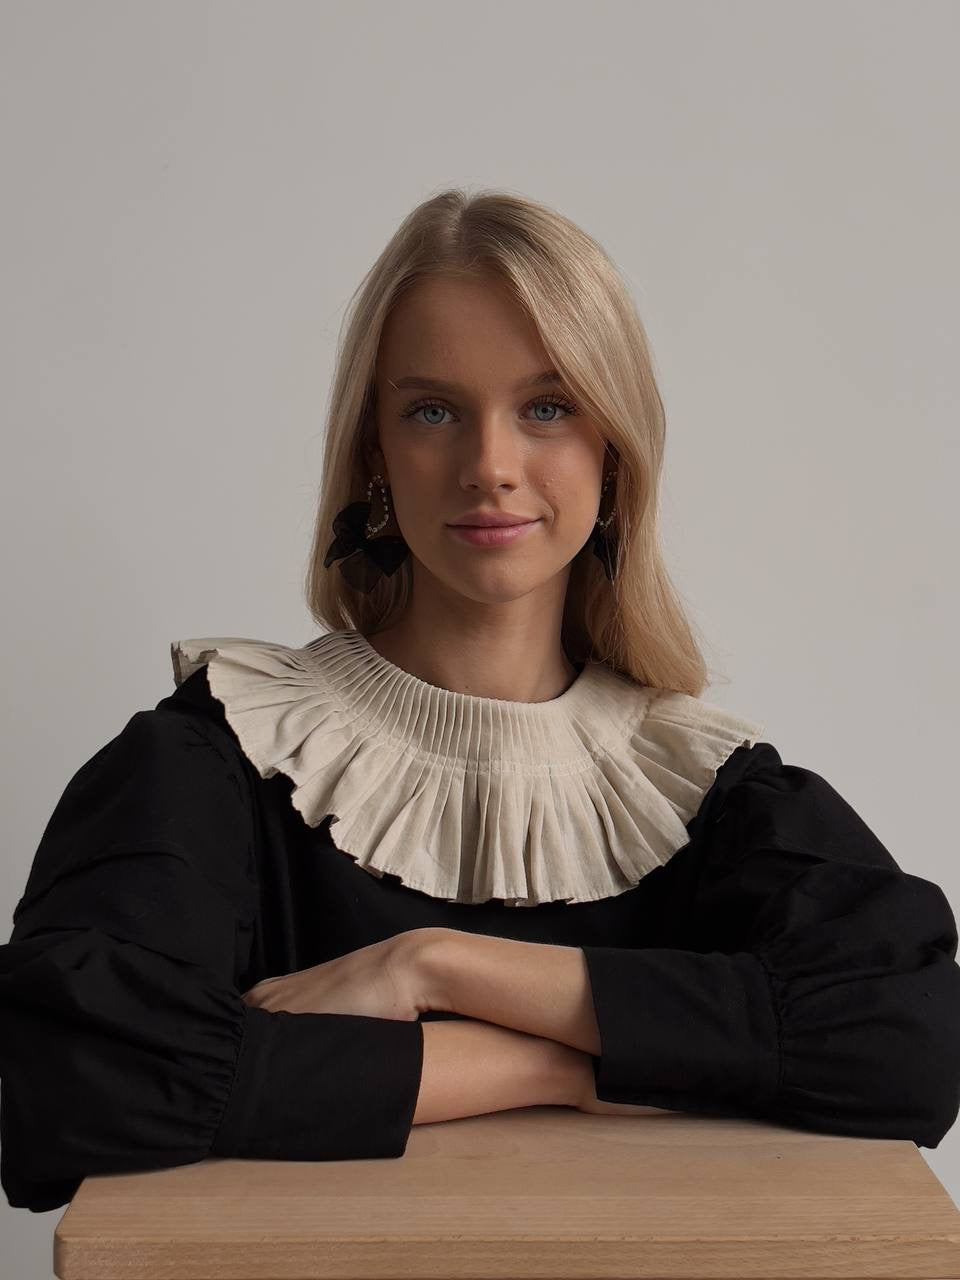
xmin=304 ymin=186 xmax=715 ymax=696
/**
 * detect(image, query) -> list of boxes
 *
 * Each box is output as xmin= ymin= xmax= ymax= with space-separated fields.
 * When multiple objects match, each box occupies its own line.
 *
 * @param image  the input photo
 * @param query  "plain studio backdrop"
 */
xmin=1 ymin=0 xmax=957 ymax=1272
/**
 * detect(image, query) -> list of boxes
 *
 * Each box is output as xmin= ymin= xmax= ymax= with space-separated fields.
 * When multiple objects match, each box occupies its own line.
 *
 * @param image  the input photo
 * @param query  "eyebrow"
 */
xmin=387 ymin=368 xmax=565 ymax=394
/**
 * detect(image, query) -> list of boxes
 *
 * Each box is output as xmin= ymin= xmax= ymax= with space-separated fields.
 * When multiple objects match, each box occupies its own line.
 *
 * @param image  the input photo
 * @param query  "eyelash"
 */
xmin=399 ymin=393 xmax=580 ymax=426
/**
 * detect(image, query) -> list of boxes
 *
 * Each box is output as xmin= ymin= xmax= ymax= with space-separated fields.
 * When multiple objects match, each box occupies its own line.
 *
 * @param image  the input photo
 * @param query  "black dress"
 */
xmin=2 ymin=638 xmax=958 ymax=1213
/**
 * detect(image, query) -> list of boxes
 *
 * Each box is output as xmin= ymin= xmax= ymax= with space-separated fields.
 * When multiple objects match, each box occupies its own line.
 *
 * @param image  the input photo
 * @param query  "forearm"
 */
xmin=412 ymin=1018 xmax=584 ymax=1126
xmin=424 ymin=931 xmax=603 ymax=1055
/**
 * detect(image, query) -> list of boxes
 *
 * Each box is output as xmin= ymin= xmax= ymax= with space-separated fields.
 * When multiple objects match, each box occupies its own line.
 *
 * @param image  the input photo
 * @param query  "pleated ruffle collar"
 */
xmin=170 ymin=630 xmax=765 ymax=907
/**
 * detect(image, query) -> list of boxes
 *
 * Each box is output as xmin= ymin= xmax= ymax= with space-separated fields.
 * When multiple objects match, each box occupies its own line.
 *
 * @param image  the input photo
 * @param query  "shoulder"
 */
xmin=155 ymin=662 xmax=239 ymax=751
xmin=691 ymin=738 xmax=901 ymax=874
xmin=12 ymin=664 xmax=259 ymax=932
xmin=47 ymin=666 xmax=242 ymax=799
xmin=78 ymin=665 xmax=254 ymax=819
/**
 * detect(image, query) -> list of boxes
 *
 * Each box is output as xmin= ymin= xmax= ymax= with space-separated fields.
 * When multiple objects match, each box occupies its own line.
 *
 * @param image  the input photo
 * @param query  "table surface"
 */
xmin=53 ymin=1107 xmax=960 ymax=1279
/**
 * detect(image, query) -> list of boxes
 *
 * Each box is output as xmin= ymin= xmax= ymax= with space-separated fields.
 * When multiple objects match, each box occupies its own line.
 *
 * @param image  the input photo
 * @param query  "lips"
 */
xmin=448 ymin=516 xmax=536 ymax=528
xmin=447 ymin=519 xmax=541 ymax=547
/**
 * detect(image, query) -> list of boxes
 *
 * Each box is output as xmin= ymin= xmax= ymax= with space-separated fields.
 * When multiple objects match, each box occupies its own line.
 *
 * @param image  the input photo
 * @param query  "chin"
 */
xmin=449 ymin=564 xmax=564 ymax=602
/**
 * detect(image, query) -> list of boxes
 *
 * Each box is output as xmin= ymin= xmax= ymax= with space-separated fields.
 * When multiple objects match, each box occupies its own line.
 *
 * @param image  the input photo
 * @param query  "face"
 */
xmin=367 ymin=273 xmax=612 ymax=606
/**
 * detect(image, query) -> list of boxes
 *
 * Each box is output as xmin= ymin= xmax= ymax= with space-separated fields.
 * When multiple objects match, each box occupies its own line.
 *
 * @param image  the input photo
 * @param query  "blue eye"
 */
xmin=400 ymin=393 xmax=579 ymax=427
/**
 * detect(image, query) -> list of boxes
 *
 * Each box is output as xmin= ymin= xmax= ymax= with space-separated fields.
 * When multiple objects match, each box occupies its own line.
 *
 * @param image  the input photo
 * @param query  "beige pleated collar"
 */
xmin=170 ymin=630 xmax=765 ymax=907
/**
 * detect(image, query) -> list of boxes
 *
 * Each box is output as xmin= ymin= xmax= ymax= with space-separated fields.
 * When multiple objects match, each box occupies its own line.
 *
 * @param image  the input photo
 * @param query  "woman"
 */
xmin=2 ymin=188 xmax=958 ymax=1214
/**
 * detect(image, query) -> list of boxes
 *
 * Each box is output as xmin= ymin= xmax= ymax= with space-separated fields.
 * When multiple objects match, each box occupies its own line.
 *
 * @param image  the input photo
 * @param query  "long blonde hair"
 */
xmin=304 ymin=187 xmax=714 ymax=696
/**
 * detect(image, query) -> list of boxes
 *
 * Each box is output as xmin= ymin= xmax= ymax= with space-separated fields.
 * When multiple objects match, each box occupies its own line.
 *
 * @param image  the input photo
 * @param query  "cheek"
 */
xmin=387 ymin=457 xmax=444 ymax=522
xmin=536 ymin=461 xmax=601 ymax=529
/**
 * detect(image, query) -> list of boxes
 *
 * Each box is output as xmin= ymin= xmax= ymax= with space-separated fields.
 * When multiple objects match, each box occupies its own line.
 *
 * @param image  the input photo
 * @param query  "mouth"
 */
xmin=446 ymin=519 xmax=541 ymax=547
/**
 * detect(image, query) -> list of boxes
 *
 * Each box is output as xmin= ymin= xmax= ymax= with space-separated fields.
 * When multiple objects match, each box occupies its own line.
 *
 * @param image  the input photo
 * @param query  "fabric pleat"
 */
xmin=171 ymin=630 xmax=766 ymax=907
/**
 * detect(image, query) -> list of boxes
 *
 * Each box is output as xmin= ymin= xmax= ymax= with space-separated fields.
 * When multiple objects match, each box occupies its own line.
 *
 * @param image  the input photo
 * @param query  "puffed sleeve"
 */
xmin=0 ymin=695 xmax=425 ymax=1213
xmin=580 ymin=741 xmax=960 ymax=1147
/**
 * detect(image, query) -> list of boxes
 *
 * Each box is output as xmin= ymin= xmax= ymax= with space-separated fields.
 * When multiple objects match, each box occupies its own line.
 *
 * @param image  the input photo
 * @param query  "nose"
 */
xmin=456 ymin=412 xmax=526 ymax=492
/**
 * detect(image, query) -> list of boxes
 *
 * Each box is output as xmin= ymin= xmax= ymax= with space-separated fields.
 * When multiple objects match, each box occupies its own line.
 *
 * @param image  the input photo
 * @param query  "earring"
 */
xmin=590 ymin=468 xmax=619 ymax=581
xmin=323 ymin=473 xmax=410 ymax=594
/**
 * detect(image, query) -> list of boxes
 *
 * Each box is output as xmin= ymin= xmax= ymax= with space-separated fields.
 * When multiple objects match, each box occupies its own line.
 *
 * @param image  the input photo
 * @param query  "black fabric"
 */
xmin=581 ymin=744 xmax=960 ymax=1145
xmin=1 ymin=666 xmax=957 ymax=1212
xmin=0 ymin=676 xmax=424 ymax=1212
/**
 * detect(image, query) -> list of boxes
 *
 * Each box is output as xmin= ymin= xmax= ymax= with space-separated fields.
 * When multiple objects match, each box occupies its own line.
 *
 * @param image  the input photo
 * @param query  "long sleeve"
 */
xmin=0 ymin=698 xmax=424 ymax=1213
xmin=580 ymin=741 xmax=960 ymax=1148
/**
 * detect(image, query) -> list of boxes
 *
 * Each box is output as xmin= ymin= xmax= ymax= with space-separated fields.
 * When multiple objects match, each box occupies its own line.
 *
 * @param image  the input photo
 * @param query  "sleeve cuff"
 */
xmin=581 ymin=945 xmax=781 ymax=1118
xmin=211 ymin=1004 xmax=424 ymax=1161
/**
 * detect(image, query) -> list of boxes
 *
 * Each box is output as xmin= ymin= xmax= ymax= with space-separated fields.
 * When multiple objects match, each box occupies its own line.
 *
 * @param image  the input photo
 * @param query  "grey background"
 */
xmin=2 ymin=0 xmax=957 ymax=1272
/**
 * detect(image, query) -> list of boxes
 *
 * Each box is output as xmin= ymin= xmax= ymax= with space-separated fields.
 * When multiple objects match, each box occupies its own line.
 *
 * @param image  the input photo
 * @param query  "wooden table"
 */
xmin=53 ymin=1108 xmax=960 ymax=1279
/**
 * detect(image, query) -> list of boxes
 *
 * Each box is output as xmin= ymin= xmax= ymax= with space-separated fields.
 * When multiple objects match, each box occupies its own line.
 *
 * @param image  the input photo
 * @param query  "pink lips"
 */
xmin=447 ymin=520 xmax=540 ymax=547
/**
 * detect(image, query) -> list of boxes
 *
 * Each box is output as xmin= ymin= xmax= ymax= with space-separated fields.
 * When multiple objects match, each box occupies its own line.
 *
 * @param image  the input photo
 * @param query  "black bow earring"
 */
xmin=590 ymin=468 xmax=619 ymax=581
xmin=323 ymin=473 xmax=410 ymax=593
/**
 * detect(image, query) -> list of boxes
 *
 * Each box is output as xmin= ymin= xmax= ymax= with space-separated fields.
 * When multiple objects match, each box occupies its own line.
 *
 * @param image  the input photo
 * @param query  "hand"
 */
xmin=241 ymin=929 xmax=439 ymax=1022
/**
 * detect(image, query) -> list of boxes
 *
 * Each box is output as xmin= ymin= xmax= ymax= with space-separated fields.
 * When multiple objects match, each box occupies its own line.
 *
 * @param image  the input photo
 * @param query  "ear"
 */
xmin=361 ymin=422 xmax=386 ymax=479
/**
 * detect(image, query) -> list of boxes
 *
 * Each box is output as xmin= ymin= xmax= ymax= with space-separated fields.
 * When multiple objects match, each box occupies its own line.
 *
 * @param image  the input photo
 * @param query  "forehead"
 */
xmin=377 ymin=274 xmax=550 ymax=384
